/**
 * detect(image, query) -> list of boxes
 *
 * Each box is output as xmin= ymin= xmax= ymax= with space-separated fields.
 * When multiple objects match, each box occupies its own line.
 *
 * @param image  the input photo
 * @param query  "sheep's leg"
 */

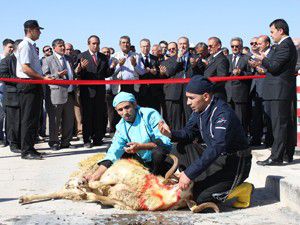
xmin=19 ymin=189 xmax=86 ymax=205
xmin=86 ymin=193 xmax=134 ymax=210
xmin=186 ymin=200 xmax=220 ymax=213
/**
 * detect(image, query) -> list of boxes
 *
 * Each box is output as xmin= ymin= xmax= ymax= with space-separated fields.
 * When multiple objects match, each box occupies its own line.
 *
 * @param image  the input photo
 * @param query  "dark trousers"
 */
xmin=165 ymin=93 xmax=192 ymax=130
xmin=229 ymin=100 xmax=249 ymax=133
xmin=105 ymin=92 xmax=118 ymax=133
xmin=138 ymin=94 xmax=161 ymax=113
xmin=5 ymin=106 xmax=21 ymax=147
xmin=80 ymin=92 xmax=106 ymax=144
xmin=250 ymin=96 xmax=273 ymax=145
xmin=18 ymin=84 xmax=43 ymax=155
xmin=122 ymin=147 xmax=171 ymax=177
xmin=265 ymin=100 xmax=295 ymax=160
xmin=173 ymin=143 xmax=251 ymax=204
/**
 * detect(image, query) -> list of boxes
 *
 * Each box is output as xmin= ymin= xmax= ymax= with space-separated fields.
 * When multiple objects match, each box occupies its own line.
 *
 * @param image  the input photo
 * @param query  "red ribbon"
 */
xmin=0 ymin=75 xmax=266 ymax=85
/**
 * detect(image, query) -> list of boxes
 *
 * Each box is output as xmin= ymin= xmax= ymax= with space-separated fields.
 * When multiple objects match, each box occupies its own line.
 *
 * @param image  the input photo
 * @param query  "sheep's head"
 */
xmin=65 ymin=177 xmax=87 ymax=189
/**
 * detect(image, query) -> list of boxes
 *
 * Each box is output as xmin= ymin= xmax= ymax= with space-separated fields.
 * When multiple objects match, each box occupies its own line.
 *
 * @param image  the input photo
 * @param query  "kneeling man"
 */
xmin=159 ymin=76 xmax=252 ymax=207
xmin=87 ymin=92 xmax=172 ymax=181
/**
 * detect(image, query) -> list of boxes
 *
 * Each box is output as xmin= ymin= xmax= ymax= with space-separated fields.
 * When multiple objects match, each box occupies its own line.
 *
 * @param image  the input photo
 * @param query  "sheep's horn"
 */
xmin=186 ymin=200 xmax=220 ymax=213
xmin=164 ymin=154 xmax=179 ymax=180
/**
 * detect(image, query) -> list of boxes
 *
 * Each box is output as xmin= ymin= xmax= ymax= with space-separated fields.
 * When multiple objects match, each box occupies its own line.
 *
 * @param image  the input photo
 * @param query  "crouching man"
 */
xmin=159 ymin=76 xmax=253 ymax=208
xmin=86 ymin=91 xmax=172 ymax=181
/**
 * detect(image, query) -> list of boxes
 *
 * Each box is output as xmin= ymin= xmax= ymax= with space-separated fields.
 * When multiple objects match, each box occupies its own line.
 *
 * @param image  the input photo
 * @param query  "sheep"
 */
xmin=19 ymin=153 xmax=219 ymax=213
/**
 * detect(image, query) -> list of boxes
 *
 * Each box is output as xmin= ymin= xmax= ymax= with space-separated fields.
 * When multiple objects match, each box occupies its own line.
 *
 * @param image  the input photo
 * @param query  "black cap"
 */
xmin=24 ymin=20 xmax=44 ymax=30
xmin=186 ymin=76 xmax=215 ymax=95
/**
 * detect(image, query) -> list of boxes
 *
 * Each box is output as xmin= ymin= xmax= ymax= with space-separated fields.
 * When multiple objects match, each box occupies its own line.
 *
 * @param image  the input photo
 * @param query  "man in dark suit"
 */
xmin=254 ymin=19 xmax=298 ymax=165
xmin=160 ymin=37 xmax=205 ymax=130
xmin=249 ymin=35 xmax=273 ymax=147
xmin=204 ymin=37 xmax=229 ymax=100
xmin=133 ymin=38 xmax=162 ymax=112
xmin=225 ymin=37 xmax=252 ymax=132
xmin=75 ymin=35 xmax=114 ymax=148
xmin=0 ymin=39 xmax=22 ymax=153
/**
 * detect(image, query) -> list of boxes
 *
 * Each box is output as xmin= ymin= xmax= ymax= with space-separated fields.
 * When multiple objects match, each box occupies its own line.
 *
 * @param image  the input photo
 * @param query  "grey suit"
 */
xmin=42 ymin=54 xmax=74 ymax=146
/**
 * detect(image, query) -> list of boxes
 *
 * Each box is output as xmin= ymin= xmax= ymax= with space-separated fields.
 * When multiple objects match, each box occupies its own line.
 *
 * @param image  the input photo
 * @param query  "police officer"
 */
xmin=159 ymin=76 xmax=252 ymax=206
xmin=86 ymin=92 xmax=172 ymax=182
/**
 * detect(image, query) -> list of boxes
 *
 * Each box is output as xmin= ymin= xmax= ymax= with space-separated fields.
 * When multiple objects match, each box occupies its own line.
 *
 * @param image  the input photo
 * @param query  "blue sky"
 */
xmin=0 ymin=0 xmax=299 ymax=54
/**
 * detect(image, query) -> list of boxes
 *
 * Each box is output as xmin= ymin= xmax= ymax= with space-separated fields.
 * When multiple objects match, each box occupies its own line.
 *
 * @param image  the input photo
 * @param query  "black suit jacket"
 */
xmin=77 ymin=51 xmax=113 ymax=98
xmin=138 ymin=54 xmax=163 ymax=98
xmin=162 ymin=54 xmax=205 ymax=101
xmin=262 ymin=37 xmax=298 ymax=100
xmin=0 ymin=54 xmax=19 ymax=107
xmin=204 ymin=52 xmax=229 ymax=98
xmin=225 ymin=54 xmax=252 ymax=102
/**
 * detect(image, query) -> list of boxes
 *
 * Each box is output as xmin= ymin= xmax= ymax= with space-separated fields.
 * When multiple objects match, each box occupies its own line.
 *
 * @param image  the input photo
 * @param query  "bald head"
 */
xmin=257 ymin=35 xmax=271 ymax=52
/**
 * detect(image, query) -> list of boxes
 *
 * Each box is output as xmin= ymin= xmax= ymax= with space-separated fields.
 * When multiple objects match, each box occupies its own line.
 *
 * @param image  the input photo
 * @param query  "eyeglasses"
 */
xmin=231 ymin=45 xmax=239 ymax=48
xmin=168 ymin=48 xmax=176 ymax=51
xmin=250 ymin=42 xmax=257 ymax=46
xmin=65 ymin=48 xmax=72 ymax=51
xmin=44 ymin=48 xmax=52 ymax=52
xmin=208 ymin=45 xmax=215 ymax=48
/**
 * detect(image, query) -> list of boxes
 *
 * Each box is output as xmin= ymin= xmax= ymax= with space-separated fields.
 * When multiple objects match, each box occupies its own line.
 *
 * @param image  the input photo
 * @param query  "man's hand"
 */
xmin=158 ymin=120 xmax=171 ymax=138
xmin=178 ymin=172 xmax=191 ymax=190
xmin=43 ymin=75 xmax=54 ymax=80
xmin=248 ymin=59 xmax=261 ymax=68
xmin=253 ymin=52 xmax=265 ymax=61
xmin=75 ymin=58 xmax=89 ymax=73
xmin=83 ymin=165 xmax=107 ymax=182
xmin=159 ymin=65 xmax=167 ymax=76
xmin=119 ymin=58 xmax=126 ymax=66
xmin=57 ymin=69 xmax=68 ymax=78
xmin=256 ymin=66 xmax=266 ymax=74
xmin=130 ymin=56 xmax=137 ymax=67
xmin=124 ymin=142 xmax=140 ymax=154
xmin=110 ymin=59 xmax=118 ymax=69
xmin=232 ymin=67 xmax=241 ymax=76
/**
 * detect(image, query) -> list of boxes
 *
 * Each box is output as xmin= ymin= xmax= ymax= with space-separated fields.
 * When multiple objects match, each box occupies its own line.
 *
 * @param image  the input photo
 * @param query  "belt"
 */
xmin=221 ymin=148 xmax=251 ymax=157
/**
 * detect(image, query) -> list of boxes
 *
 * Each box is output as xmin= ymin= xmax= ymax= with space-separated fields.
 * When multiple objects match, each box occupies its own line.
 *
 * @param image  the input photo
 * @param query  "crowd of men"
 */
xmin=0 ymin=19 xmax=299 ymax=166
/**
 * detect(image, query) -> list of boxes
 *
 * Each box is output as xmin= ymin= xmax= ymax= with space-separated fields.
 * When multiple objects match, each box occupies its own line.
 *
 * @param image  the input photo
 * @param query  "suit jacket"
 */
xmin=163 ymin=54 xmax=205 ymax=101
xmin=225 ymin=54 xmax=252 ymax=102
xmin=262 ymin=37 xmax=298 ymax=100
xmin=250 ymin=48 xmax=274 ymax=98
xmin=0 ymin=54 xmax=19 ymax=107
xmin=42 ymin=54 xmax=74 ymax=105
xmin=77 ymin=51 xmax=113 ymax=98
xmin=137 ymin=53 xmax=163 ymax=98
xmin=204 ymin=52 xmax=229 ymax=98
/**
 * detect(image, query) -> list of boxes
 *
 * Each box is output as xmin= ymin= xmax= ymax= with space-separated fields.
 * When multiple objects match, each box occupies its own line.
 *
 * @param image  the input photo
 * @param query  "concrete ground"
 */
xmin=0 ymin=137 xmax=300 ymax=225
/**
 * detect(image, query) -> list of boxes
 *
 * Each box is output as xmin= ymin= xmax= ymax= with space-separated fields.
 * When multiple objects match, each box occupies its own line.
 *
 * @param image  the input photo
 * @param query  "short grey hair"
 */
xmin=208 ymin=37 xmax=222 ymax=46
xmin=177 ymin=36 xmax=189 ymax=45
xmin=140 ymin=38 xmax=151 ymax=45
xmin=230 ymin=37 xmax=243 ymax=46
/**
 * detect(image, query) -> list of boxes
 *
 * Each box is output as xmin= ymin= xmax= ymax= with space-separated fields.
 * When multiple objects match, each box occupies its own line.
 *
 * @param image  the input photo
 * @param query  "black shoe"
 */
xmin=283 ymin=156 xmax=293 ymax=163
xmin=10 ymin=145 xmax=22 ymax=153
xmin=256 ymin=157 xmax=283 ymax=166
xmin=50 ymin=143 xmax=60 ymax=151
xmin=21 ymin=151 xmax=43 ymax=160
xmin=93 ymin=140 xmax=103 ymax=146
xmin=249 ymin=140 xmax=262 ymax=147
xmin=84 ymin=142 xmax=93 ymax=148
xmin=60 ymin=144 xmax=77 ymax=149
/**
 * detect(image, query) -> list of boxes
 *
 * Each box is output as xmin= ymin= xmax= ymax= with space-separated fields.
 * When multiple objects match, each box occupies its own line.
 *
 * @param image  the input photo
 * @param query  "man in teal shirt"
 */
xmin=86 ymin=92 xmax=172 ymax=181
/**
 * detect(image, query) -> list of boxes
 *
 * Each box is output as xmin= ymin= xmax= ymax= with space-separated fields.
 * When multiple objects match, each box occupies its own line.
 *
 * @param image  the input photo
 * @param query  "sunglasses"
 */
xmin=250 ymin=42 xmax=257 ymax=46
xmin=168 ymin=48 xmax=176 ymax=51
xmin=231 ymin=45 xmax=239 ymax=48
xmin=44 ymin=48 xmax=52 ymax=52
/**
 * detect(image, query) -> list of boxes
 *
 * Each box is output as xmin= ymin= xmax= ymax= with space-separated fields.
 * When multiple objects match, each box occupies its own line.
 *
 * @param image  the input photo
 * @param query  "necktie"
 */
xmin=92 ymin=54 xmax=97 ymax=65
xmin=232 ymin=55 xmax=237 ymax=68
xmin=144 ymin=55 xmax=150 ymax=68
xmin=61 ymin=56 xmax=69 ymax=80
